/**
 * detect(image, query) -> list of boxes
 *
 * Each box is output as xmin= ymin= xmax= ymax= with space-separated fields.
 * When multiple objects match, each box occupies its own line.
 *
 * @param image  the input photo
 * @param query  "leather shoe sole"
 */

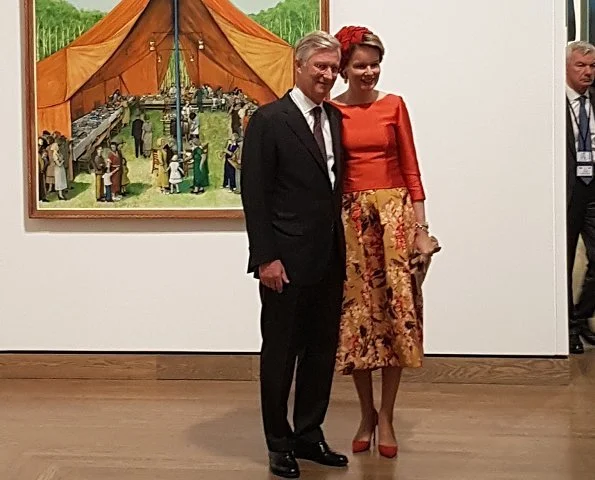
xmin=294 ymin=451 xmax=348 ymax=467
xmin=269 ymin=466 xmax=300 ymax=479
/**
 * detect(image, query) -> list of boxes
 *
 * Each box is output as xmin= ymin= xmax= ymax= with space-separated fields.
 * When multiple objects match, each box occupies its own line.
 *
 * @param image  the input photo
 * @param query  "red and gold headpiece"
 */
xmin=334 ymin=25 xmax=373 ymax=70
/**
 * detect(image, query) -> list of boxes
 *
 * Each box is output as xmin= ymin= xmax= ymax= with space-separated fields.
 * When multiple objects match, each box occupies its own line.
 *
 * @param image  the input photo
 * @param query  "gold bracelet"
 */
xmin=415 ymin=222 xmax=429 ymax=233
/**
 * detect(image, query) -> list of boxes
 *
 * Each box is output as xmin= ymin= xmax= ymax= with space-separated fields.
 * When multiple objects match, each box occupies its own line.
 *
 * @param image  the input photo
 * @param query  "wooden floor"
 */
xmin=2 ymin=354 xmax=595 ymax=480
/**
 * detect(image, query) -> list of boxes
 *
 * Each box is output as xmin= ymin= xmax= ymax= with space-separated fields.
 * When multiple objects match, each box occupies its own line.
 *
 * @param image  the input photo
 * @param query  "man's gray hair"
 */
xmin=567 ymin=41 xmax=595 ymax=62
xmin=295 ymin=30 xmax=341 ymax=64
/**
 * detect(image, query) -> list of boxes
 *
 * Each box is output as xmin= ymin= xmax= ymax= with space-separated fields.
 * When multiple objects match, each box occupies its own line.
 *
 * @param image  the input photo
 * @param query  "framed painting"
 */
xmin=23 ymin=0 xmax=330 ymax=219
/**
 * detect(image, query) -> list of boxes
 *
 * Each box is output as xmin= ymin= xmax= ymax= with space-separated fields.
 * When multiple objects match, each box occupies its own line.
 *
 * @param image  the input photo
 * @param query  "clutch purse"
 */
xmin=410 ymin=235 xmax=441 ymax=322
xmin=410 ymin=235 xmax=441 ymax=285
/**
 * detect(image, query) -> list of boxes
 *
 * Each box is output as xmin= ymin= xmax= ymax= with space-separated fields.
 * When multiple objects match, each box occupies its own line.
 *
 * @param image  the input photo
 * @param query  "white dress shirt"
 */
xmin=566 ymin=84 xmax=595 ymax=152
xmin=289 ymin=87 xmax=335 ymax=188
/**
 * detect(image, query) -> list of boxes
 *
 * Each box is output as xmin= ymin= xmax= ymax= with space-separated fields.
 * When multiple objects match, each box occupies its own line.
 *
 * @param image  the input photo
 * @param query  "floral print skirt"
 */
xmin=336 ymin=187 xmax=424 ymax=375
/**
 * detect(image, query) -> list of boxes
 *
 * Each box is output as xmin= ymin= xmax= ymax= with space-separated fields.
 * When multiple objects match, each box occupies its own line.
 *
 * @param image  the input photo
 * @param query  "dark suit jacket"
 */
xmin=240 ymin=91 xmax=346 ymax=286
xmin=566 ymin=86 xmax=595 ymax=206
xmin=131 ymin=118 xmax=143 ymax=139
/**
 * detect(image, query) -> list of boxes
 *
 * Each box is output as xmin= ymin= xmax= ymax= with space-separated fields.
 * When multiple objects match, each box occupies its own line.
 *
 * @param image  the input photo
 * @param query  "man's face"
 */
xmin=567 ymin=50 xmax=595 ymax=93
xmin=295 ymin=48 xmax=340 ymax=104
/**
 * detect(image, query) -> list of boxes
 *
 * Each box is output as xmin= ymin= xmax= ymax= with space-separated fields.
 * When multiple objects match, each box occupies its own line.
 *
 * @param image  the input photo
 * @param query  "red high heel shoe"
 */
xmin=378 ymin=443 xmax=398 ymax=458
xmin=352 ymin=411 xmax=378 ymax=453
xmin=377 ymin=422 xmax=398 ymax=458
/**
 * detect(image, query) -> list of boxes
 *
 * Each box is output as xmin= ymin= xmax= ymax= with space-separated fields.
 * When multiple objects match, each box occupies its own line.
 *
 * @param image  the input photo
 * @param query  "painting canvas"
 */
xmin=24 ymin=0 xmax=329 ymax=218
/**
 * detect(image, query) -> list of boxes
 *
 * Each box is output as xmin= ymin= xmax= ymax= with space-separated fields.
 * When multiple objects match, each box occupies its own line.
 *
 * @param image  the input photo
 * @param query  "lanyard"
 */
xmin=567 ymin=96 xmax=593 ymax=150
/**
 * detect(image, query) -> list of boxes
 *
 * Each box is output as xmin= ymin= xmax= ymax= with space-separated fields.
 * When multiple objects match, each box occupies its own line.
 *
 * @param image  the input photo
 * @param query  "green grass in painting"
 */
xmin=40 ymin=110 xmax=242 ymax=210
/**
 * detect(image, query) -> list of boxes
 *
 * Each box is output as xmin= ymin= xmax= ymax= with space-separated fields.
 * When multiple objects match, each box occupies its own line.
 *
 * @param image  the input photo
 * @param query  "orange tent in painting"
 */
xmin=36 ymin=0 xmax=295 ymax=137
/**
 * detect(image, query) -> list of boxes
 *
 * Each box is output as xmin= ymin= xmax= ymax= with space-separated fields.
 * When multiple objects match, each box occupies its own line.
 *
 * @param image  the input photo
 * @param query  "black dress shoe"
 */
xmin=268 ymin=451 xmax=300 ymax=478
xmin=294 ymin=440 xmax=348 ymax=467
xmin=570 ymin=333 xmax=584 ymax=354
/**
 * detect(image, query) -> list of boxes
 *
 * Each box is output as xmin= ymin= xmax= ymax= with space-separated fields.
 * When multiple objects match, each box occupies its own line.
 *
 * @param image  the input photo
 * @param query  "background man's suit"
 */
xmin=240 ymin=90 xmax=345 ymax=453
xmin=566 ymin=86 xmax=595 ymax=340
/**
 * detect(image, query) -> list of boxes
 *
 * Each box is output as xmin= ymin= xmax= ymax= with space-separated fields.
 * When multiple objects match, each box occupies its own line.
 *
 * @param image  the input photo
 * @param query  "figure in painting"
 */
xmin=191 ymin=141 xmax=209 ymax=195
xmin=167 ymin=154 xmax=184 ymax=194
xmin=221 ymin=133 xmax=240 ymax=192
xmin=90 ymin=145 xmax=106 ymax=202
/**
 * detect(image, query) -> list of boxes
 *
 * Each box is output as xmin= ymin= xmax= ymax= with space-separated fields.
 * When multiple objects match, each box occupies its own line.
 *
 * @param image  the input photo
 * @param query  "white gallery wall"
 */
xmin=0 ymin=0 xmax=567 ymax=355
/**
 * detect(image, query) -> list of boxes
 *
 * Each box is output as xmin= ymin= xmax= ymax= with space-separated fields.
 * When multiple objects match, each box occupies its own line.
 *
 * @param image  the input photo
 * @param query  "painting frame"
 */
xmin=22 ymin=0 xmax=330 ymax=219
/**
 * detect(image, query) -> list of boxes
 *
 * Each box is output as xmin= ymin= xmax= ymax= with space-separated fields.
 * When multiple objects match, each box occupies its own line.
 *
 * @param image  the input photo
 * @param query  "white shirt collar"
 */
xmin=567 ymin=84 xmax=590 ymax=102
xmin=289 ymin=86 xmax=323 ymax=115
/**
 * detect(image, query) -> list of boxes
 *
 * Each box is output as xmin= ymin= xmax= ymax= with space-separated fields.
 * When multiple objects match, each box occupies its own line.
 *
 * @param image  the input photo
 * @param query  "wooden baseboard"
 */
xmin=570 ymin=347 xmax=595 ymax=384
xmin=0 ymin=353 xmax=571 ymax=385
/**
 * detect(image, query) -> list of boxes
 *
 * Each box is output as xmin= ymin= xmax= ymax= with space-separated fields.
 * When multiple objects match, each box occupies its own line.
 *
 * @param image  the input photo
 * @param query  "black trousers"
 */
xmin=134 ymin=136 xmax=142 ymax=158
xmin=567 ymin=180 xmax=595 ymax=329
xmin=259 ymin=246 xmax=343 ymax=453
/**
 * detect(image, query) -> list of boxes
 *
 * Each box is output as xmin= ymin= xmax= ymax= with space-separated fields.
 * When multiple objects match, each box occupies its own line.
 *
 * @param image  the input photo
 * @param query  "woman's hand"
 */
xmin=414 ymin=229 xmax=438 ymax=255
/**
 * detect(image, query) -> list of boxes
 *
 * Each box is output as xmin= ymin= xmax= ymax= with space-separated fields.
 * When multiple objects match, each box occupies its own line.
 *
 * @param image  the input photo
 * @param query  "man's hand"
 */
xmin=259 ymin=260 xmax=290 ymax=293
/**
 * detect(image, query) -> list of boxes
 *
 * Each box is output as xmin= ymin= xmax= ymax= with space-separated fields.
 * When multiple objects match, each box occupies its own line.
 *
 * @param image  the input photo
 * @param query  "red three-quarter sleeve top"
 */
xmin=332 ymin=94 xmax=426 ymax=201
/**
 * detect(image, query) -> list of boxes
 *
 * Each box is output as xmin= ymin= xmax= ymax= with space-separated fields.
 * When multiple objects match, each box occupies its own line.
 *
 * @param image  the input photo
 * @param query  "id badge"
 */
xmin=578 ymin=151 xmax=592 ymax=163
xmin=578 ymin=164 xmax=594 ymax=177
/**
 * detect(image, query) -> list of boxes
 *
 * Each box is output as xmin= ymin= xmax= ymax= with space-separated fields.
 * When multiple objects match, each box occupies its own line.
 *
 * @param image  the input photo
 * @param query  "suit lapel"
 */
xmin=282 ymin=93 xmax=330 ymax=179
xmin=567 ymin=101 xmax=576 ymax=160
xmin=567 ymin=101 xmax=576 ymax=205
xmin=324 ymin=102 xmax=342 ymax=190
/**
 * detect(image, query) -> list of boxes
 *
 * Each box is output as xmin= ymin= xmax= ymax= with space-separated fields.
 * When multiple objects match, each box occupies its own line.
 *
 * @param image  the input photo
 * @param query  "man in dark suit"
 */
xmin=566 ymin=41 xmax=595 ymax=354
xmin=240 ymin=31 xmax=347 ymax=478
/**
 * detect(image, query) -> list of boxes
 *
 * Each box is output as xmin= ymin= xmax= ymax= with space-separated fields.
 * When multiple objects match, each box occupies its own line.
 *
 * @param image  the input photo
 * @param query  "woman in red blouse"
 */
xmin=332 ymin=26 xmax=439 ymax=458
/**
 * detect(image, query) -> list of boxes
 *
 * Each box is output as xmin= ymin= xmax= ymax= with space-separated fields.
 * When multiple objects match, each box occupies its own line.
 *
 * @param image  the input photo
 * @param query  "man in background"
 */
xmin=565 ymin=40 xmax=595 ymax=353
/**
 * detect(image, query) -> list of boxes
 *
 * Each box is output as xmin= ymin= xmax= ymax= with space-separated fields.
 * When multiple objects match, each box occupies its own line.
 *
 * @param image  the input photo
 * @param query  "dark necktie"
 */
xmin=578 ymin=95 xmax=593 ymax=185
xmin=312 ymin=106 xmax=327 ymax=160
